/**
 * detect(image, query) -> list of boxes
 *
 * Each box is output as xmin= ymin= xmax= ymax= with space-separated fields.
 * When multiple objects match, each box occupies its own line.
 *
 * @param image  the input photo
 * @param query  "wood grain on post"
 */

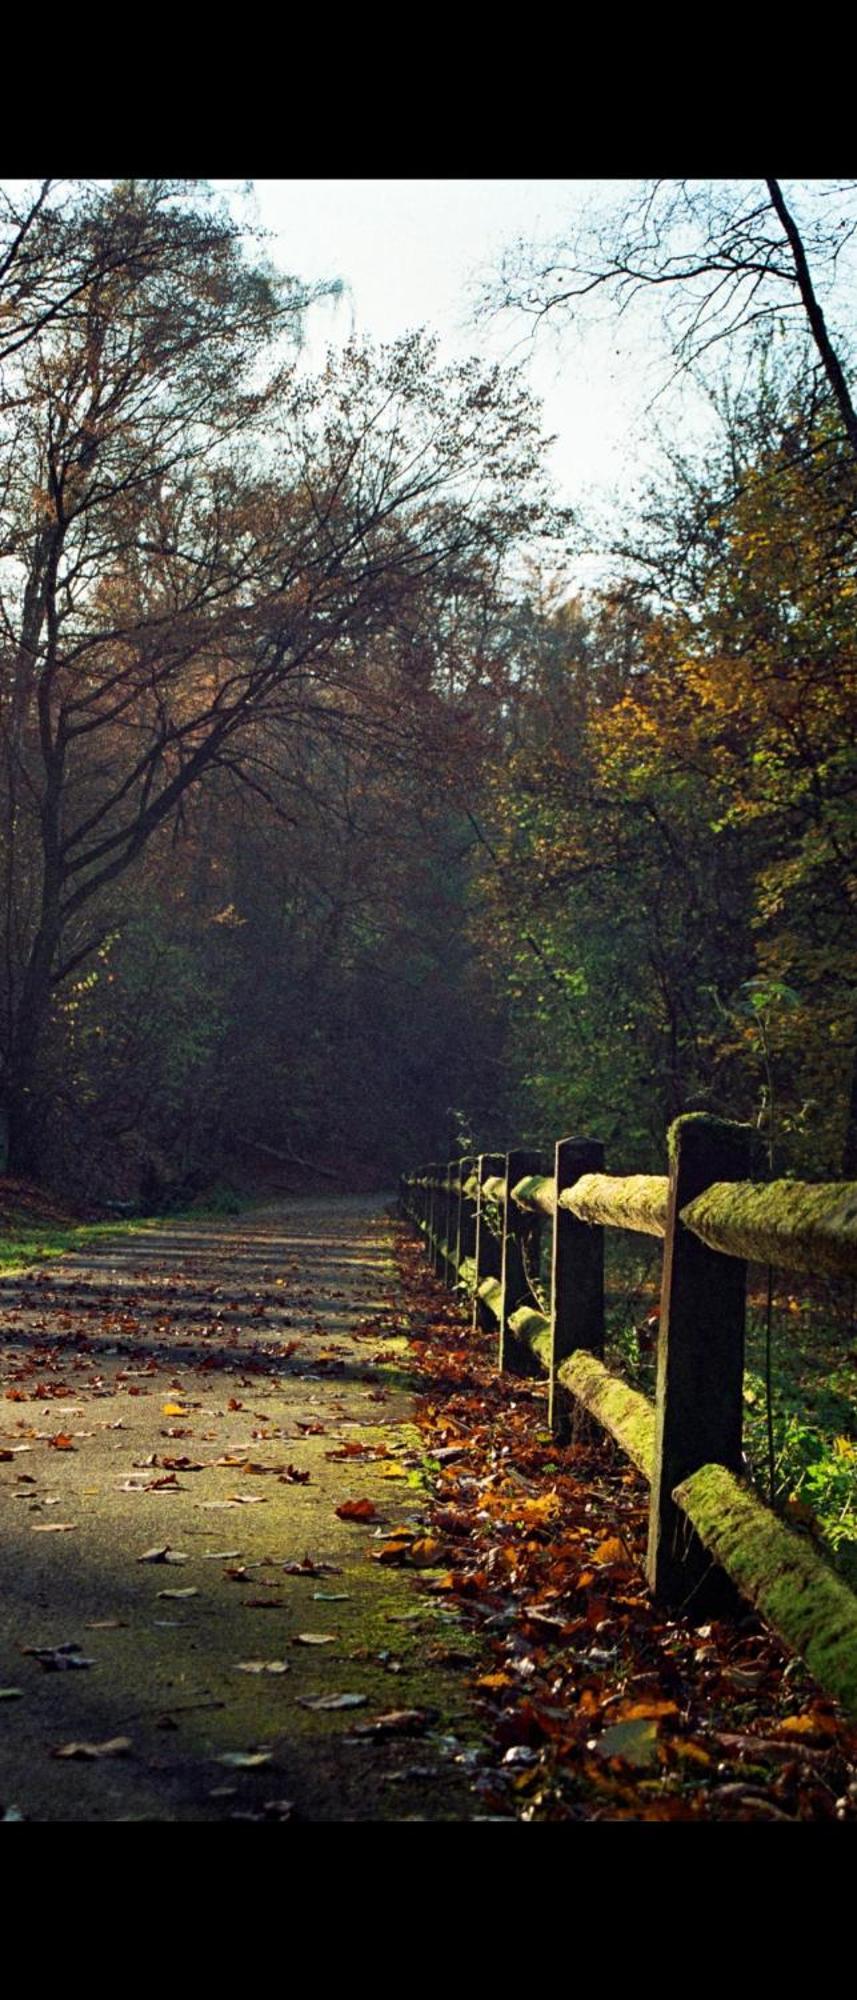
xmin=499 ymin=1149 xmax=544 ymax=1372
xmin=472 ymin=1153 xmax=505 ymax=1334
xmin=646 ymin=1114 xmax=754 ymax=1607
xmin=549 ymin=1137 xmax=605 ymax=1433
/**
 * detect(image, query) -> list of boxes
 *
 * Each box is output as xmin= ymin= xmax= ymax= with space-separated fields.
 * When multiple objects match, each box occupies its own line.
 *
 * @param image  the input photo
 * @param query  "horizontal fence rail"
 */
xmin=399 ymin=1115 xmax=857 ymax=1719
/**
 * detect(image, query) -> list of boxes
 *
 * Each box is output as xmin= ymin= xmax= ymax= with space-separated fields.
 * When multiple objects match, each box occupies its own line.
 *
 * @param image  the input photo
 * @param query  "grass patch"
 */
xmin=0 ymin=1215 xmax=161 ymax=1274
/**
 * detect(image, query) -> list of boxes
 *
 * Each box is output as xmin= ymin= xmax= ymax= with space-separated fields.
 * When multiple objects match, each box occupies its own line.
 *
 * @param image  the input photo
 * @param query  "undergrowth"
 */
xmin=604 ymin=1241 xmax=857 ymax=1588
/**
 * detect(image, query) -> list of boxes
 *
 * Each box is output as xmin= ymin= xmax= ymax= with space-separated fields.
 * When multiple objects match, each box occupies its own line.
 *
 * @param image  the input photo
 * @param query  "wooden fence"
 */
xmin=400 ymin=1114 xmax=857 ymax=1717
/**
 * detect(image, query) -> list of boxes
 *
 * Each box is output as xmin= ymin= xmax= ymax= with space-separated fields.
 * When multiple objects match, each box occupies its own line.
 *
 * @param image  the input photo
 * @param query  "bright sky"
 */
xmin=233 ymin=179 xmax=670 ymax=553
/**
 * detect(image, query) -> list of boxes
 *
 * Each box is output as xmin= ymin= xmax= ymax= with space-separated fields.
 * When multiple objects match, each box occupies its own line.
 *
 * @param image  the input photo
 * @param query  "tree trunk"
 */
xmin=3 ymin=911 xmax=61 ymax=1177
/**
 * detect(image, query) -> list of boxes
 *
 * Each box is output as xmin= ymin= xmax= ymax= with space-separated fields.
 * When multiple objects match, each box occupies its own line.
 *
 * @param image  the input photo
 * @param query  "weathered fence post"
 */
xmin=432 ymin=1160 xmax=444 ymax=1280
xmin=442 ymin=1159 xmax=457 ymax=1287
xmin=499 ymin=1148 xmax=544 ymax=1372
xmin=456 ymin=1156 xmax=478 ymax=1309
xmin=646 ymin=1113 xmax=754 ymax=1606
xmin=549 ymin=1136 xmax=606 ymax=1434
xmin=424 ymin=1164 xmax=437 ymax=1267
xmin=472 ymin=1153 xmax=505 ymax=1334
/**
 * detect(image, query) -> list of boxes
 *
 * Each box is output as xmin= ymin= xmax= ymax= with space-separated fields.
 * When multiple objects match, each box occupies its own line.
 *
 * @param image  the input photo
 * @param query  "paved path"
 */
xmin=0 ymin=1199 xmax=480 ymax=1821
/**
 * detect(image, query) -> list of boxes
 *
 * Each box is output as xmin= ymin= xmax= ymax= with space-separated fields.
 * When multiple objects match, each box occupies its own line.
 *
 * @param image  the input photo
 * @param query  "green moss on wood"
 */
xmin=477 ymin=1275 xmax=502 ymax=1322
xmin=559 ymin=1173 xmax=669 ymax=1238
xmin=681 ymin=1179 xmax=857 ymax=1277
xmin=666 ymin=1112 xmax=753 ymax=1168
xmin=510 ymin=1174 xmax=557 ymax=1217
xmin=675 ymin=1464 xmax=857 ymax=1718
xmin=457 ymin=1255 xmax=477 ymax=1295
xmin=558 ymin=1352 xmax=656 ymax=1479
xmin=508 ymin=1302 xmax=551 ymax=1364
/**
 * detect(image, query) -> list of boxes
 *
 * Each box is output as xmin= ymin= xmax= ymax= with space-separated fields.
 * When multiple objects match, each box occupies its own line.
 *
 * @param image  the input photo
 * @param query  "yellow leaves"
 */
xmin=615 ymin=1698 xmax=679 ymax=1722
xmin=834 ymin=1436 xmax=857 ymax=1462
xmin=776 ymin=1711 xmax=839 ymax=1742
xmin=408 ymin=1536 xmax=443 ymax=1566
xmin=519 ymin=1490 xmax=562 ymax=1527
xmin=591 ymin=1535 xmax=632 ymax=1567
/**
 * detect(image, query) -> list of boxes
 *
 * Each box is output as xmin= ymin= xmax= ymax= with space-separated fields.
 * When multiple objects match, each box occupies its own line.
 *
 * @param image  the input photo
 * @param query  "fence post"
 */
xmin=549 ymin=1136 xmax=605 ymax=1434
xmin=457 ymin=1155 xmax=478 ymax=1311
xmin=472 ymin=1152 xmax=505 ymax=1334
xmin=442 ymin=1159 xmax=457 ymax=1287
xmin=499 ymin=1148 xmax=544 ymax=1372
xmin=430 ymin=1165 xmax=446 ymax=1278
xmin=646 ymin=1114 xmax=754 ymax=1606
xmin=425 ymin=1164 xmax=437 ymax=1266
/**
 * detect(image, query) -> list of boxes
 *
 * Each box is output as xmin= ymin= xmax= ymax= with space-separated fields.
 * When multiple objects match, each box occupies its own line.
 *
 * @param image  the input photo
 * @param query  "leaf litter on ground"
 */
xmin=390 ymin=1226 xmax=857 ymax=1823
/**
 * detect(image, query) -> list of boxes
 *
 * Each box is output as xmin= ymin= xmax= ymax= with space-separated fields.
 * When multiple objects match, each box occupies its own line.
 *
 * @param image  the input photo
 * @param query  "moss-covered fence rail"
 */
xmin=400 ymin=1118 xmax=857 ymax=1719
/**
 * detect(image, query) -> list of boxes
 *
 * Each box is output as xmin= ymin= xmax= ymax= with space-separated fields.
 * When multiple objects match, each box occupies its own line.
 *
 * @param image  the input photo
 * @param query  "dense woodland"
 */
xmin=1 ymin=179 xmax=855 ymax=1201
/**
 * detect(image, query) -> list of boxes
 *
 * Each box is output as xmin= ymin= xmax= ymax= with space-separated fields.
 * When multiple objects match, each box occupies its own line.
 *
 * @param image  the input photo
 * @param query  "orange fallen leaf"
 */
xmin=592 ymin=1536 xmax=632 ymax=1566
xmin=336 ymin=1499 xmax=377 ymax=1522
xmin=409 ymin=1537 xmax=443 ymax=1566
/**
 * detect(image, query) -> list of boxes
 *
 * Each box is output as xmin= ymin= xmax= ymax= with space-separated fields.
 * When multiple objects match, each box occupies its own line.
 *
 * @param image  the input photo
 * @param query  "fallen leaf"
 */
xmin=23 ymin=1645 xmax=94 ymax=1671
xmin=409 ymin=1537 xmax=443 ymax=1566
xmin=226 ymin=1493 xmax=268 ymax=1505
xmin=293 ymin=1632 xmax=338 ymax=1646
xmin=31 ymin=1521 xmax=77 ymax=1533
xmin=776 ymin=1712 xmax=839 ymax=1741
xmin=592 ymin=1536 xmax=632 ymax=1566
xmin=520 ymin=1492 xmax=562 ymax=1526
xmin=296 ymin=1692 xmax=367 ymax=1711
xmin=47 ymin=1434 xmax=76 ymax=1451
xmin=336 ymin=1498 xmax=377 ymax=1522
xmin=234 ymin=1660 xmax=290 ymax=1676
xmin=53 ymin=1737 xmax=132 ymax=1760
xmin=162 ymin=1403 xmax=188 ymax=1417
xmin=348 ymin=1708 xmax=438 ymax=1740
xmin=0 ymin=1688 xmax=23 ymax=1699
xmin=282 ymin=1556 xmax=341 ymax=1577
xmin=137 ymin=1546 xmax=189 ymax=1565
xmin=615 ymin=1699 xmax=679 ymax=1723
xmin=156 ymin=1587 xmax=199 ymax=1600
xmin=595 ymin=1718 xmax=660 ymax=1768
xmin=216 ymin=1750 xmax=274 ymax=1768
